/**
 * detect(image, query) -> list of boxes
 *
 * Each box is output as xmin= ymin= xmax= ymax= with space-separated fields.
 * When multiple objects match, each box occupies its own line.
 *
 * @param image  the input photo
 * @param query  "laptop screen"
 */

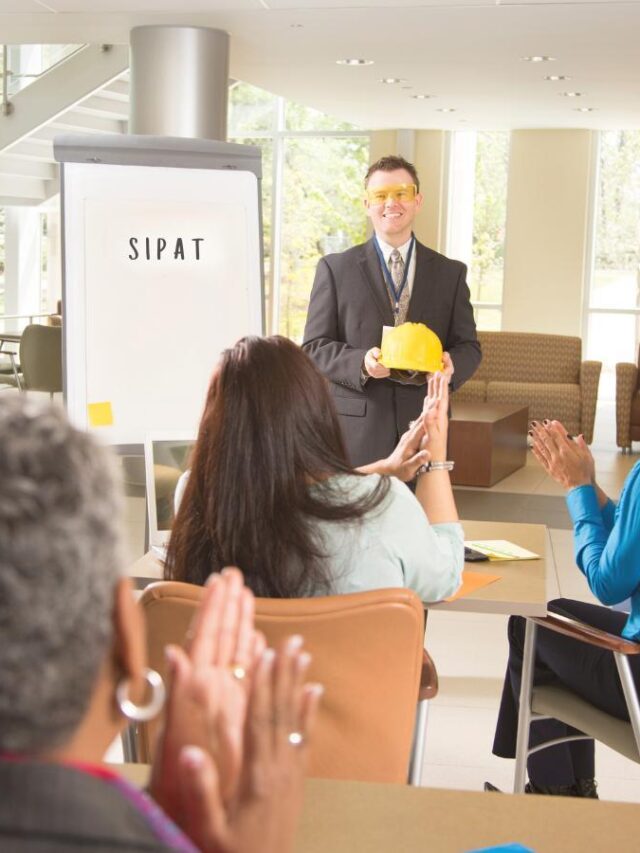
xmin=144 ymin=434 xmax=195 ymax=545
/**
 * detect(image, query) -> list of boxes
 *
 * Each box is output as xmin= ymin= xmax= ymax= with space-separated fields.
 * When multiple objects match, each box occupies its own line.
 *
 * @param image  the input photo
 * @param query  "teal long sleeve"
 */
xmin=566 ymin=461 xmax=640 ymax=640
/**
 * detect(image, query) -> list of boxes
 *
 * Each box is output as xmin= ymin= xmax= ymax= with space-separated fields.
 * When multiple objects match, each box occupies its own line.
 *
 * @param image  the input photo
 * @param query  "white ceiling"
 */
xmin=2 ymin=1 xmax=640 ymax=130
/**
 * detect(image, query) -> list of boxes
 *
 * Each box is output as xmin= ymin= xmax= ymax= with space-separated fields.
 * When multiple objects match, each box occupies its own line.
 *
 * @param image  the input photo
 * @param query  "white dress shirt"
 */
xmin=375 ymin=234 xmax=417 ymax=296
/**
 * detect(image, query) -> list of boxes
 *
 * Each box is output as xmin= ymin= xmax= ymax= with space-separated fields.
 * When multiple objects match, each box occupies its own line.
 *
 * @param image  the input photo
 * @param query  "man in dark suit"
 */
xmin=302 ymin=155 xmax=481 ymax=468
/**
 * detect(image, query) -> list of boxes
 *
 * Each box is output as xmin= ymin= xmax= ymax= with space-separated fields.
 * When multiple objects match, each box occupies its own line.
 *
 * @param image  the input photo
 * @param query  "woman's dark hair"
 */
xmin=165 ymin=336 xmax=389 ymax=597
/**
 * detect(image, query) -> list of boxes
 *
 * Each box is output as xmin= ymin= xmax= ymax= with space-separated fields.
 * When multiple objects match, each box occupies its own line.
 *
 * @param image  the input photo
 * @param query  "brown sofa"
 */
xmin=615 ymin=347 xmax=640 ymax=452
xmin=453 ymin=331 xmax=602 ymax=444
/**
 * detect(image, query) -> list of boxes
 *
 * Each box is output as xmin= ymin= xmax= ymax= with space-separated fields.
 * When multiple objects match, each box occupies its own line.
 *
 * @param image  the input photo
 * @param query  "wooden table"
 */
xmin=128 ymin=519 xmax=550 ymax=617
xmin=297 ymin=777 xmax=635 ymax=853
xmin=449 ymin=402 xmax=529 ymax=487
xmin=113 ymin=765 xmax=635 ymax=853
xmin=433 ymin=518 xmax=550 ymax=617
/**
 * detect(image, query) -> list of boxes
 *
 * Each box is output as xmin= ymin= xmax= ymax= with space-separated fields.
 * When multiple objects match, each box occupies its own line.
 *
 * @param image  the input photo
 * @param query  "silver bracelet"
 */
xmin=416 ymin=460 xmax=455 ymax=476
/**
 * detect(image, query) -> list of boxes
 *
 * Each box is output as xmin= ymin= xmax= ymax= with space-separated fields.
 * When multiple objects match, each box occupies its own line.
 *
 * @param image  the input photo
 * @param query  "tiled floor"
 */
xmin=116 ymin=400 xmax=640 ymax=801
xmin=422 ymin=402 xmax=640 ymax=802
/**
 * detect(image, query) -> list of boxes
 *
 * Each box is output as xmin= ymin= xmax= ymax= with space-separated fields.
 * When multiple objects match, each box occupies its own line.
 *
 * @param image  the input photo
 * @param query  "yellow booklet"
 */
xmin=465 ymin=540 xmax=540 ymax=562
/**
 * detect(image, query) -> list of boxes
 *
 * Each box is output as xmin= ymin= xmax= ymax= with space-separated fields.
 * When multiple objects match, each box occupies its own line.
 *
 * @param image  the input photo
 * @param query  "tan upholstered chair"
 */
xmin=615 ymin=348 xmax=640 ymax=452
xmin=0 ymin=324 xmax=62 ymax=397
xmin=513 ymin=614 xmax=640 ymax=793
xmin=133 ymin=581 xmax=437 ymax=785
xmin=454 ymin=331 xmax=602 ymax=443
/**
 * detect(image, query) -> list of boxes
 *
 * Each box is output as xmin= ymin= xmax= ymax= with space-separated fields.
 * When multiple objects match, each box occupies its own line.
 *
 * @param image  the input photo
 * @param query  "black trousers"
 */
xmin=492 ymin=597 xmax=640 ymax=786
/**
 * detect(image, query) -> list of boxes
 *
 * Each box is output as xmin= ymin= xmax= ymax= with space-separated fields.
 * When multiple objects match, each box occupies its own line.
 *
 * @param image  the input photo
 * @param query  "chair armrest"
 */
xmin=579 ymin=360 xmax=602 ymax=444
xmin=616 ymin=361 xmax=639 ymax=449
xmin=419 ymin=649 xmax=439 ymax=700
xmin=530 ymin=613 xmax=640 ymax=655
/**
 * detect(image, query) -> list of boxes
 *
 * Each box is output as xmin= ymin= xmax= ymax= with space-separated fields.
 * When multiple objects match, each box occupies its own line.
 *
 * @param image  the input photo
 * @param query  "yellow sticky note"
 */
xmin=88 ymin=401 xmax=113 ymax=428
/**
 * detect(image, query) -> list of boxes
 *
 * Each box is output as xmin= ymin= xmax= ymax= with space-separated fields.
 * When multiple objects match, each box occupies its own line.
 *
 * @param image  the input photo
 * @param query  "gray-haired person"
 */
xmin=0 ymin=395 xmax=320 ymax=853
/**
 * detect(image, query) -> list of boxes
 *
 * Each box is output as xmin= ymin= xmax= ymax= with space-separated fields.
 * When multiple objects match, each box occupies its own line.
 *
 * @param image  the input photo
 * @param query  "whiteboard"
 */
xmin=59 ymin=145 xmax=263 ymax=446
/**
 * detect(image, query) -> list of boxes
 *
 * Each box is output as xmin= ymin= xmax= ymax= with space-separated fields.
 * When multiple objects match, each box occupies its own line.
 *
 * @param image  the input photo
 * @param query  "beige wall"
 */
xmin=413 ymin=131 xmax=447 ymax=252
xmin=501 ymin=129 xmax=594 ymax=336
xmin=368 ymin=129 xmax=446 ymax=251
xmin=369 ymin=129 xmax=595 ymax=338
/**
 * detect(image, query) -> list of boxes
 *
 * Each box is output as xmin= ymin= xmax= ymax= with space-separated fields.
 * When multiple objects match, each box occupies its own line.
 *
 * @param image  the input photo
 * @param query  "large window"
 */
xmin=587 ymin=131 xmax=640 ymax=399
xmin=447 ymin=131 xmax=509 ymax=331
xmin=229 ymin=82 xmax=369 ymax=339
xmin=0 ymin=208 xmax=4 ymax=314
xmin=5 ymin=44 xmax=84 ymax=96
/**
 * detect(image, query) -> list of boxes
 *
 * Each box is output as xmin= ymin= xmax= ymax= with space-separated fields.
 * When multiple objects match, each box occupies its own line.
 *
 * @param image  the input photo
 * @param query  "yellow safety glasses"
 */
xmin=366 ymin=183 xmax=417 ymax=206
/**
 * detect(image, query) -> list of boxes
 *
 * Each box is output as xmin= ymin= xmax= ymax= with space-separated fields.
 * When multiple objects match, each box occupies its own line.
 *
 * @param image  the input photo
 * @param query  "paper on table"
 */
xmin=465 ymin=540 xmax=540 ymax=562
xmin=445 ymin=570 xmax=501 ymax=602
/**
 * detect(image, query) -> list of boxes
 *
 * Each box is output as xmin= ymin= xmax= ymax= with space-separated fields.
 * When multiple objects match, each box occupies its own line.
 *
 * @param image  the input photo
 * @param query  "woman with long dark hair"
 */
xmin=165 ymin=335 xmax=462 ymax=602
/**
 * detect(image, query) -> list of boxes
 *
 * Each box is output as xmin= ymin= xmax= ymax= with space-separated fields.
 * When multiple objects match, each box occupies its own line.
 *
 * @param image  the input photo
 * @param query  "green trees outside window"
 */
xmin=469 ymin=131 xmax=509 ymax=331
xmin=229 ymin=81 xmax=369 ymax=340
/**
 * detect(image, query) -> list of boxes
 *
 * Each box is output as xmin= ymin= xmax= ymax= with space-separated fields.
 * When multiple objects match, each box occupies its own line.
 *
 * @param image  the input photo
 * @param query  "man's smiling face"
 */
xmin=364 ymin=167 xmax=424 ymax=247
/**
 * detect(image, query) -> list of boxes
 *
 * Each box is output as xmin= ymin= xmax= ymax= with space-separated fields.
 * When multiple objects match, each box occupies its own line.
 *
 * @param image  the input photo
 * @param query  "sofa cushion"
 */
xmin=631 ymin=391 xmax=640 ymax=428
xmin=486 ymin=381 xmax=581 ymax=435
xmin=475 ymin=332 xmax=581 ymax=385
xmin=453 ymin=380 xmax=487 ymax=403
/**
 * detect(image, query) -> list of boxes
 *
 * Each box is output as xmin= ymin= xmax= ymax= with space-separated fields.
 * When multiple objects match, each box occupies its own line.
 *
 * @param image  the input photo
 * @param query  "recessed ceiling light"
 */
xmin=544 ymin=75 xmax=570 ymax=81
xmin=561 ymin=91 xmax=584 ymax=97
xmin=410 ymin=93 xmax=432 ymax=99
xmin=436 ymin=108 xmax=456 ymax=113
xmin=289 ymin=23 xmax=303 ymax=28
xmin=336 ymin=58 xmax=374 ymax=66
xmin=575 ymin=107 xmax=595 ymax=112
xmin=379 ymin=77 xmax=406 ymax=84
xmin=522 ymin=55 xmax=556 ymax=63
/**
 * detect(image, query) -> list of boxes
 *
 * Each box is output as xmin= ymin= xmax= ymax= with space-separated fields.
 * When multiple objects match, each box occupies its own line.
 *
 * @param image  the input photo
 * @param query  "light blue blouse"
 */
xmin=310 ymin=473 xmax=463 ymax=603
xmin=175 ymin=470 xmax=463 ymax=603
xmin=566 ymin=461 xmax=640 ymax=640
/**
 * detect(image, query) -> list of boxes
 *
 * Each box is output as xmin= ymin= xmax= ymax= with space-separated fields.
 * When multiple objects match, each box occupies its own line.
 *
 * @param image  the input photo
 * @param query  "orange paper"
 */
xmin=445 ymin=570 xmax=501 ymax=602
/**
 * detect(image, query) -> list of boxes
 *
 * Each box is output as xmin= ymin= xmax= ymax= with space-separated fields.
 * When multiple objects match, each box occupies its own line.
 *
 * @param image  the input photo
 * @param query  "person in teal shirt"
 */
xmin=166 ymin=335 xmax=463 ymax=603
xmin=490 ymin=420 xmax=640 ymax=798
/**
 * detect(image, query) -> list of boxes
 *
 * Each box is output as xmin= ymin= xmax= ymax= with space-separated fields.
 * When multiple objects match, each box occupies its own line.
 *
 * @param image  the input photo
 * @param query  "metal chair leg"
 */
xmin=408 ymin=699 xmax=429 ymax=785
xmin=513 ymin=619 xmax=537 ymax=793
xmin=121 ymin=723 xmax=139 ymax=763
xmin=615 ymin=653 xmax=640 ymax=755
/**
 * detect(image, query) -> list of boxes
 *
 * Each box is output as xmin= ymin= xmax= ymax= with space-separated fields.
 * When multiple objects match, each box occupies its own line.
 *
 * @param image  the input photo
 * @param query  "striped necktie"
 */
xmin=388 ymin=249 xmax=410 ymax=325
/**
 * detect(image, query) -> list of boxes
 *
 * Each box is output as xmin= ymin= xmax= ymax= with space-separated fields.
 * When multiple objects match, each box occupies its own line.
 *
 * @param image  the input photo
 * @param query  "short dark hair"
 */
xmin=365 ymin=155 xmax=420 ymax=192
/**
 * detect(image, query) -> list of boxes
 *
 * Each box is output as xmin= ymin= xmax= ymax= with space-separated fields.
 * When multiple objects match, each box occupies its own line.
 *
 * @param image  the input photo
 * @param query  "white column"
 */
xmin=129 ymin=26 xmax=229 ymax=140
xmin=4 ymin=207 xmax=41 ymax=320
xmin=44 ymin=208 xmax=62 ymax=313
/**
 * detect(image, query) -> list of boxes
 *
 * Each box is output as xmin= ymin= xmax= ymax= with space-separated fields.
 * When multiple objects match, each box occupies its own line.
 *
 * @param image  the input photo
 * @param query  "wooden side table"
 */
xmin=449 ymin=402 xmax=529 ymax=487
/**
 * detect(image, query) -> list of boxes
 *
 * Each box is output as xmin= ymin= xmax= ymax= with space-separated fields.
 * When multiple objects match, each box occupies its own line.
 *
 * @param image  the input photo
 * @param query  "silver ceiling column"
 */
xmin=129 ymin=26 xmax=229 ymax=140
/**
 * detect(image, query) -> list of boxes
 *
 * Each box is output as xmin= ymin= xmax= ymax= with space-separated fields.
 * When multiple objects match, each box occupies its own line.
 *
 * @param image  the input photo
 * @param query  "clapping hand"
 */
xmin=530 ymin=420 xmax=594 ymax=490
xmin=380 ymin=418 xmax=430 ymax=481
xmin=420 ymin=372 xmax=449 ymax=460
xmin=177 ymin=636 xmax=322 ymax=853
xmin=150 ymin=569 xmax=263 ymax=822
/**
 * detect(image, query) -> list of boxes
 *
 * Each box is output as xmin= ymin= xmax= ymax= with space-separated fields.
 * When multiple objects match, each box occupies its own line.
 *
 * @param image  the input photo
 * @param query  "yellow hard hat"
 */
xmin=380 ymin=322 xmax=443 ymax=373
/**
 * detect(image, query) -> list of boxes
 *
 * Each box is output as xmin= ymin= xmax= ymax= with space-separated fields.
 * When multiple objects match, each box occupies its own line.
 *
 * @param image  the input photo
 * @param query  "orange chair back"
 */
xmin=138 ymin=581 xmax=425 ymax=783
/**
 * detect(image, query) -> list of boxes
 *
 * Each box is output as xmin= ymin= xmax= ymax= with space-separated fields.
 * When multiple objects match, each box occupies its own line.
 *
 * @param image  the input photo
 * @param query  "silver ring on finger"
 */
xmin=288 ymin=731 xmax=305 ymax=747
xmin=229 ymin=664 xmax=247 ymax=681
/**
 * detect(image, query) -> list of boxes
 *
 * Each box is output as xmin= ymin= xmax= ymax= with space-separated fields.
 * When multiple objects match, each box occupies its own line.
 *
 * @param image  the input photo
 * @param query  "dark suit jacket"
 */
xmin=302 ymin=237 xmax=481 ymax=467
xmin=0 ymin=760 xmax=173 ymax=851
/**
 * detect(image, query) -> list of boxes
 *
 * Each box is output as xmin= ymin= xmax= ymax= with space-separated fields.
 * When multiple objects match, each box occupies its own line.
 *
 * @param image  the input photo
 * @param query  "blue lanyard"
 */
xmin=374 ymin=235 xmax=415 ymax=315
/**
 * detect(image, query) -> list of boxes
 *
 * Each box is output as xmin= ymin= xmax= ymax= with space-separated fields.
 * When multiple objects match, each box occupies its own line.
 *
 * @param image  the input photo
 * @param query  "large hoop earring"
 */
xmin=116 ymin=668 xmax=166 ymax=722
